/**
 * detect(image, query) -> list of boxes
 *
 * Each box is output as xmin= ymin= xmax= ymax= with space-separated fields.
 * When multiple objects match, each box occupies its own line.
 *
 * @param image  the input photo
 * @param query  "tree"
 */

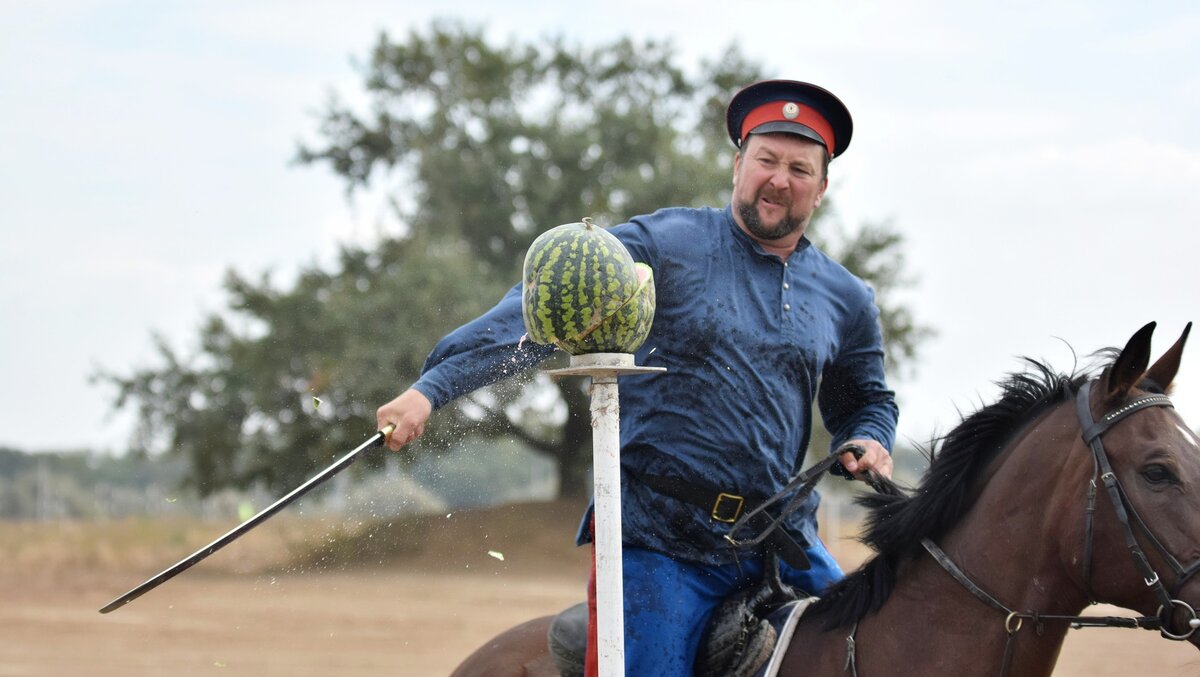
xmin=103 ymin=21 xmax=929 ymax=501
xmin=101 ymin=238 xmax=509 ymax=495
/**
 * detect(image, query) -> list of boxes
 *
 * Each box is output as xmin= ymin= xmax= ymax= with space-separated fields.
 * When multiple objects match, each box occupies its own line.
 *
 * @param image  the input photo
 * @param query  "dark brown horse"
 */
xmin=451 ymin=322 xmax=1200 ymax=676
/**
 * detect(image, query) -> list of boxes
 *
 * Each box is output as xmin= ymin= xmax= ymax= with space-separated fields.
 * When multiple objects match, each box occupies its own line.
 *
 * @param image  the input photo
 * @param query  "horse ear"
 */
xmin=1144 ymin=322 xmax=1192 ymax=392
xmin=1105 ymin=322 xmax=1157 ymax=401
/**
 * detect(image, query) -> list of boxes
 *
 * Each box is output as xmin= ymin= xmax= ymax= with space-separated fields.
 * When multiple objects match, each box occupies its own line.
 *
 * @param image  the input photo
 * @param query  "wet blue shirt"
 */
xmin=411 ymin=206 xmax=898 ymax=565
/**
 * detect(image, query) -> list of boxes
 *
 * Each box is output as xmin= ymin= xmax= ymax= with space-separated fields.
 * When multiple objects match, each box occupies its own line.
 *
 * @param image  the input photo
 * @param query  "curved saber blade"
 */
xmin=99 ymin=425 xmax=394 ymax=614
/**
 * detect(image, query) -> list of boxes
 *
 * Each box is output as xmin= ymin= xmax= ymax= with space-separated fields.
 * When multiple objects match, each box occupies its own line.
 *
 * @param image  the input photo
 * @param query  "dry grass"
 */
xmin=0 ymin=499 xmax=594 ymax=583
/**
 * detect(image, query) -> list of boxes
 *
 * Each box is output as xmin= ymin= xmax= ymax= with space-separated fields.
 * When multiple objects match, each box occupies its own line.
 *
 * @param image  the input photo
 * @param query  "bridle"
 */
xmin=727 ymin=377 xmax=1200 ymax=676
xmin=914 ymin=379 xmax=1200 ymax=676
xmin=1074 ymin=380 xmax=1200 ymax=638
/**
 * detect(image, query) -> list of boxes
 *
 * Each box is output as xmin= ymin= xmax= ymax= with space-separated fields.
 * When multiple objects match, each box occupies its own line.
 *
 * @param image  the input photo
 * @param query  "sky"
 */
xmin=3 ymin=1 xmax=1198 ymax=454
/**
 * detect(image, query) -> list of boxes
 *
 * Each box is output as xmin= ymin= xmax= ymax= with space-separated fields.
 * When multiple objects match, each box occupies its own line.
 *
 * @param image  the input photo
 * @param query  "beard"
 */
xmin=736 ymin=191 xmax=805 ymax=241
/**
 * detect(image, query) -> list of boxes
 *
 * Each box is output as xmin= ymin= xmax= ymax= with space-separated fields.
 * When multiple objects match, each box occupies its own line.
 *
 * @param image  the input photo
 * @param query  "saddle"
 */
xmin=547 ymin=561 xmax=814 ymax=677
xmin=695 ymin=567 xmax=808 ymax=677
xmin=546 ymin=602 xmax=587 ymax=677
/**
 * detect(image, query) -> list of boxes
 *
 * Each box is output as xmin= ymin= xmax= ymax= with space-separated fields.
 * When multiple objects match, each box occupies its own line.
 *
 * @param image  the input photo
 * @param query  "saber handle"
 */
xmin=99 ymin=425 xmax=395 ymax=614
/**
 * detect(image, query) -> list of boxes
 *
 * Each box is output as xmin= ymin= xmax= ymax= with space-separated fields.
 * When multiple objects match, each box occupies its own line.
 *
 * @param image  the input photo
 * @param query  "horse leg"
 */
xmin=449 ymin=614 xmax=561 ymax=677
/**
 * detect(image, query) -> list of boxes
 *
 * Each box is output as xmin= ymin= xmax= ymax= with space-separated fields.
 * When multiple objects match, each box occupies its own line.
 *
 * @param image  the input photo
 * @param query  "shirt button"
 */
xmin=783 ymin=283 xmax=790 ymax=290
xmin=783 ymin=303 xmax=792 ymax=311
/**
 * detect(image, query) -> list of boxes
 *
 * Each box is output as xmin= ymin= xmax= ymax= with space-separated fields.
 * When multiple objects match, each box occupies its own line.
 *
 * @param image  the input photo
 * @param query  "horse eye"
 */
xmin=1140 ymin=464 xmax=1177 ymax=485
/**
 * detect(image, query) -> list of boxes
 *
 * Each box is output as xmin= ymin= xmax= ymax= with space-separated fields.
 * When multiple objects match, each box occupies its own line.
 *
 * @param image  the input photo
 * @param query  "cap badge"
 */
xmin=782 ymin=102 xmax=800 ymax=120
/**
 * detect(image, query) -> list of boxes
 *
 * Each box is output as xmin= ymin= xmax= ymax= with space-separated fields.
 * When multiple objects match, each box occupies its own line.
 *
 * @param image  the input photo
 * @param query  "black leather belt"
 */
xmin=631 ymin=472 xmax=812 ymax=570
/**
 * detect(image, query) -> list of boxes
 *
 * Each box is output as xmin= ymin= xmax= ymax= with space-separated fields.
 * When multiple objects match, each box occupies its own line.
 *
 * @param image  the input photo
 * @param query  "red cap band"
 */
xmin=739 ymin=101 xmax=836 ymax=154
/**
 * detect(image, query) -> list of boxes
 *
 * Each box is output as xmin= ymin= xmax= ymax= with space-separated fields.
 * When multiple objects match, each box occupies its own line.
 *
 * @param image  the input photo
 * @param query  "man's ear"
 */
xmin=814 ymin=176 xmax=828 ymax=209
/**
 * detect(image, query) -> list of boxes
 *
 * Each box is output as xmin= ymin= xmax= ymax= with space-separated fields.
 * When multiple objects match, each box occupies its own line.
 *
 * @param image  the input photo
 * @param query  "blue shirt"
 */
xmin=412 ymin=206 xmax=898 ymax=565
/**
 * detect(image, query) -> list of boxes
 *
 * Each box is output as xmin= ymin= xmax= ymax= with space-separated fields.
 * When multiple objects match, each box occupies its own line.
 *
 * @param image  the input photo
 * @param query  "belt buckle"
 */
xmin=711 ymin=492 xmax=744 ymax=523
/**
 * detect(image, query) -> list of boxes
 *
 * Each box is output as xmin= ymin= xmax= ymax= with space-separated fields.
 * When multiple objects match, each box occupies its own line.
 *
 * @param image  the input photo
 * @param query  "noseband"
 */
xmin=915 ymin=379 xmax=1199 ymax=677
xmin=1075 ymin=380 xmax=1200 ymax=640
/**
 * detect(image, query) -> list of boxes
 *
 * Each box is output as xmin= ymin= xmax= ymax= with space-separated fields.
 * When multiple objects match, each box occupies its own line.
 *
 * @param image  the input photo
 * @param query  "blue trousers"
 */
xmin=585 ymin=542 xmax=843 ymax=676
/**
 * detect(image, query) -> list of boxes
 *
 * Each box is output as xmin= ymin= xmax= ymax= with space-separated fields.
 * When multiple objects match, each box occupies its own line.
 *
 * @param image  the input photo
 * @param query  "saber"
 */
xmin=99 ymin=424 xmax=395 ymax=614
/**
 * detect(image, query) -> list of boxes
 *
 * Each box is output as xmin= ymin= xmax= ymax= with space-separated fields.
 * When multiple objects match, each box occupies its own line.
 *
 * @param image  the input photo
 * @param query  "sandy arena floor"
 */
xmin=3 ymin=504 xmax=1198 ymax=676
xmin=1 ymin=565 xmax=1196 ymax=675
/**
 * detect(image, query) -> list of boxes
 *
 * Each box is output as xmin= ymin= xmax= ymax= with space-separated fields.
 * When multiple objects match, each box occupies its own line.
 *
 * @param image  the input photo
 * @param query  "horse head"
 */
xmin=1075 ymin=321 xmax=1200 ymax=644
xmin=799 ymin=321 xmax=1199 ymax=676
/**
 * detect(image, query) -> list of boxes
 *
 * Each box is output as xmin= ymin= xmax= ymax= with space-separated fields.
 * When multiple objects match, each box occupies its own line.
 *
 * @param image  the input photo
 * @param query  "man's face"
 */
xmin=731 ymin=133 xmax=829 ymax=242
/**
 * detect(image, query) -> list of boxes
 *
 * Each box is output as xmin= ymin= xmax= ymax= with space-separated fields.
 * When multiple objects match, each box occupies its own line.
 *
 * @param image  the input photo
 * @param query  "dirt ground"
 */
xmin=3 ymin=503 xmax=1198 ymax=676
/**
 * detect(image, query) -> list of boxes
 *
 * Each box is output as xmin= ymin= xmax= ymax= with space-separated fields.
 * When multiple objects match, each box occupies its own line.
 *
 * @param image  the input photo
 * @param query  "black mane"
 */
xmin=808 ymin=359 xmax=1088 ymax=629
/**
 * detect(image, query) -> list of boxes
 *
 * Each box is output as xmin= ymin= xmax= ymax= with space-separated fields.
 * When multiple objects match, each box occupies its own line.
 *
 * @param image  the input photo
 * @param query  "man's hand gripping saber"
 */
xmin=98 ymin=424 xmax=395 ymax=614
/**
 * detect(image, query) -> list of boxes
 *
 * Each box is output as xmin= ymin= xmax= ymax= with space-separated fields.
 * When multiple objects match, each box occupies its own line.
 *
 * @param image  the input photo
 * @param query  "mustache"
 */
xmin=737 ymin=200 xmax=802 ymax=240
xmin=758 ymin=187 xmax=791 ymax=206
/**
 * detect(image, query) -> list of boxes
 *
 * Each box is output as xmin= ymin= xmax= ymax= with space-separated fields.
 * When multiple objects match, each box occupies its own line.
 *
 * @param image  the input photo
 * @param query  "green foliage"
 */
xmin=102 ymin=20 xmax=930 ymax=501
xmin=296 ymin=22 xmax=759 ymax=269
xmin=99 ymin=238 xmax=508 ymax=496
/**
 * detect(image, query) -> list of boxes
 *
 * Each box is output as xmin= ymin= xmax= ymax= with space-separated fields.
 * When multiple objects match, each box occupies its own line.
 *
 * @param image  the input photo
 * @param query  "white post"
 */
xmin=590 ymin=372 xmax=624 ymax=675
xmin=546 ymin=353 xmax=665 ymax=677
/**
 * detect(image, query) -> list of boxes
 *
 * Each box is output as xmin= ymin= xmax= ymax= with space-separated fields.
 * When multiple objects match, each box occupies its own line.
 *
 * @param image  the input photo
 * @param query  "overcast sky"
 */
xmin=3 ymin=1 xmax=1198 ymax=454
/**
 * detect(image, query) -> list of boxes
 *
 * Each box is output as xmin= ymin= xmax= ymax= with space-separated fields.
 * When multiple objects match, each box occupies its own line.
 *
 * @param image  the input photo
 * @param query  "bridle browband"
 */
xmin=919 ymin=379 xmax=1199 ymax=676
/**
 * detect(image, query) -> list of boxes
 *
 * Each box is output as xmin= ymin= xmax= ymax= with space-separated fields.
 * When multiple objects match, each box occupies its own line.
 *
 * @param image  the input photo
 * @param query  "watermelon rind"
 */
xmin=558 ymin=262 xmax=655 ymax=354
xmin=521 ymin=220 xmax=642 ymax=354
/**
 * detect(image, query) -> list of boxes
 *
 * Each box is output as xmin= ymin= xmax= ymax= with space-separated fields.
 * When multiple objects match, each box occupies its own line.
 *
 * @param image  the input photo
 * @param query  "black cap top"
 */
xmin=726 ymin=79 xmax=854 ymax=158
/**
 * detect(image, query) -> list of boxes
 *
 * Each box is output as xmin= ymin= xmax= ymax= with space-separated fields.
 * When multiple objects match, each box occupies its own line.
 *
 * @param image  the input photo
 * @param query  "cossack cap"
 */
xmin=726 ymin=79 xmax=853 ymax=158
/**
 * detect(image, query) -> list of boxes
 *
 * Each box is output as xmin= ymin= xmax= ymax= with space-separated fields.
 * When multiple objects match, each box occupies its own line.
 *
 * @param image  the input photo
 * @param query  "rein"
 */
xmin=723 ymin=445 xmax=893 ymax=552
xmin=917 ymin=380 xmax=1199 ymax=677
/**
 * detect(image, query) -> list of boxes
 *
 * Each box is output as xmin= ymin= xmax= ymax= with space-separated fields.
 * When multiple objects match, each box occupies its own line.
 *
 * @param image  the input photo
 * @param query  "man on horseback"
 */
xmin=376 ymin=79 xmax=898 ymax=675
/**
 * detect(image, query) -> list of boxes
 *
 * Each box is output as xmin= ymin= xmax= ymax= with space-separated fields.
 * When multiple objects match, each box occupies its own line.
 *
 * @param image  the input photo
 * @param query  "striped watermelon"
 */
xmin=521 ymin=219 xmax=654 ymax=355
xmin=559 ymin=263 xmax=655 ymax=354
